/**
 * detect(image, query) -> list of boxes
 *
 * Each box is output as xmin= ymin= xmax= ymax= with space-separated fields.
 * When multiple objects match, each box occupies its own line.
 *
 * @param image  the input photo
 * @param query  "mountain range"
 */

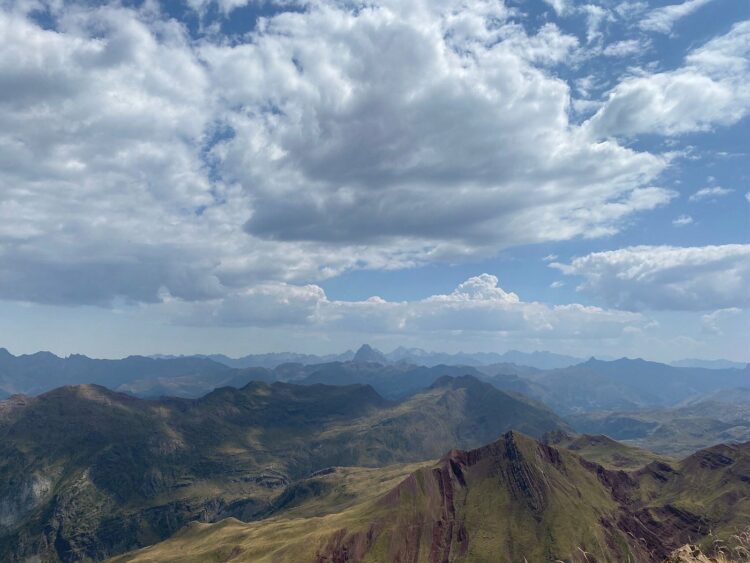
xmin=523 ymin=357 xmax=749 ymax=414
xmin=2 ymin=344 xmax=749 ymax=562
xmin=3 ymin=347 xmax=747 ymax=414
xmin=0 ymin=348 xmax=232 ymax=398
xmin=568 ymin=386 xmax=750 ymax=456
xmin=113 ymin=431 xmax=750 ymax=563
xmin=0 ymin=375 xmax=566 ymax=562
xmin=154 ymin=346 xmax=586 ymax=370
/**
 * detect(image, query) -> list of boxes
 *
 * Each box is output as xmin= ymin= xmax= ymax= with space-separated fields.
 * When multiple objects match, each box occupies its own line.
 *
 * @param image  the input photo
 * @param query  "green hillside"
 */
xmin=0 ymin=376 xmax=565 ymax=561
xmin=113 ymin=433 xmax=750 ymax=563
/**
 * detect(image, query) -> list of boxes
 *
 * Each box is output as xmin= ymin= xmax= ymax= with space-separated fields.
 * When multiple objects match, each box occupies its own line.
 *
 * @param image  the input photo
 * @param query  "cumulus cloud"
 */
xmin=165 ymin=274 xmax=646 ymax=339
xmin=585 ymin=20 xmax=750 ymax=137
xmin=672 ymin=214 xmax=693 ymax=226
xmin=214 ymin=3 xmax=664 ymax=250
xmin=640 ymin=0 xmax=715 ymax=34
xmin=0 ymin=0 xmax=676 ymax=309
xmin=552 ymin=245 xmax=750 ymax=311
xmin=689 ymin=186 xmax=733 ymax=201
xmin=701 ymin=307 xmax=741 ymax=335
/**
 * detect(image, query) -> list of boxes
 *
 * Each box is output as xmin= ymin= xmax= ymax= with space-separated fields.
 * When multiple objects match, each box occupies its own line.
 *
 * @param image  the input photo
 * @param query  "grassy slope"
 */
xmin=543 ymin=430 xmax=671 ymax=470
xmin=0 ymin=376 xmax=566 ymax=561
xmin=114 ymin=434 xmax=750 ymax=563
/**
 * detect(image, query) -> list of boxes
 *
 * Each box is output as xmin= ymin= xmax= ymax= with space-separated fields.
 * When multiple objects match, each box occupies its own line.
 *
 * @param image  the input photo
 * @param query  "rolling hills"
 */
xmin=567 ymin=389 xmax=750 ymax=457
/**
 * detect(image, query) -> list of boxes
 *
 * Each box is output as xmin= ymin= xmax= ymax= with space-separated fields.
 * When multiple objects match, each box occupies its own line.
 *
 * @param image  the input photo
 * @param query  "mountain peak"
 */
xmin=353 ymin=344 xmax=388 ymax=364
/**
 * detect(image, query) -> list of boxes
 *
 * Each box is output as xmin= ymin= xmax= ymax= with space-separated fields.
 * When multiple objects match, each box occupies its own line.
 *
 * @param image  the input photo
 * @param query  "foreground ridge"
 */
xmin=113 ymin=432 xmax=750 ymax=563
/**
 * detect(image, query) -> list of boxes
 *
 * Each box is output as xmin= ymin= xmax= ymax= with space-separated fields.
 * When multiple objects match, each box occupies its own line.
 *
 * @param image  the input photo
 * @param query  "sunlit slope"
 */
xmin=114 ymin=433 xmax=750 ymax=563
xmin=0 ymin=375 xmax=566 ymax=561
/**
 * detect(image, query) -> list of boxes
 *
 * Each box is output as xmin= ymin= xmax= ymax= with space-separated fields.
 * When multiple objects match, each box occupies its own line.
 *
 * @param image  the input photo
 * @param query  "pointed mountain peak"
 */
xmin=353 ymin=344 xmax=388 ymax=364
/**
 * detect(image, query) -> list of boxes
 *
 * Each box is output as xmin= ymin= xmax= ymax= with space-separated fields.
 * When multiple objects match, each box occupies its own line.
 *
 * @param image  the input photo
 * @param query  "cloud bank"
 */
xmin=0 ymin=0 xmax=675 ymax=308
xmin=552 ymin=245 xmax=750 ymax=311
xmin=166 ymin=274 xmax=645 ymax=340
xmin=0 ymin=0 xmax=746 ymax=356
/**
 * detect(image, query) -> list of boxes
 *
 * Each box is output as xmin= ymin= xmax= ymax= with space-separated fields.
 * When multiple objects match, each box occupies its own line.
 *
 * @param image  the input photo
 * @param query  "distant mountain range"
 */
xmin=1 ymin=347 xmax=747 ymax=416
xmin=525 ymin=357 xmax=749 ymax=415
xmin=669 ymin=358 xmax=748 ymax=369
xmin=568 ymin=385 xmax=750 ymax=456
xmin=384 ymin=346 xmax=585 ymax=369
xmin=113 ymin=432 xmax=750 ymax=563
xmin=163 ymin=345 xmax=748 ymax=372
xmin=0 ymin=375 xmax=565 ymax=561
xmin=156 ymin=345 xmax=587 ymax=370
xmin=2 ymin=344 xmax=750 ymax=562
xmin=0 ymin=348 xmax=231 ymax=398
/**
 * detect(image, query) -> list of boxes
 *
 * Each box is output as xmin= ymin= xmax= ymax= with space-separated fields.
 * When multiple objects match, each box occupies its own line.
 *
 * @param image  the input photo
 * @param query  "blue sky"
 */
xmin=0 ymin=0 xmax=748 ymax=360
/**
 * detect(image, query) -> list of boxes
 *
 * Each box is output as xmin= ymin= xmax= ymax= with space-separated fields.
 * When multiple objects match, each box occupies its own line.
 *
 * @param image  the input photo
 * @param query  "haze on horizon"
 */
xmin=0 ymin=0 xmax=748 ymax=362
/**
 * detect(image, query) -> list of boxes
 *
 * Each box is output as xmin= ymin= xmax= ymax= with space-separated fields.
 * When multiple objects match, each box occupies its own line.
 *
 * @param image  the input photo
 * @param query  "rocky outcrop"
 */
xmin=315 ymin=432 xmax=592 ymax=562
xmin=0 ymin=473 xmax=53 ymax=530
xmin=309 ymin=433 xmax=750 ymax=563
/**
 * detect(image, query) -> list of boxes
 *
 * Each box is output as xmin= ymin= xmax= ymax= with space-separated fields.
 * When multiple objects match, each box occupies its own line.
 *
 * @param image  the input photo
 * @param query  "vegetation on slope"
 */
xmin=0 ymin=375 xmax=566 ymax=561
xmin=113 ymin=433 xmax=750 ymax=563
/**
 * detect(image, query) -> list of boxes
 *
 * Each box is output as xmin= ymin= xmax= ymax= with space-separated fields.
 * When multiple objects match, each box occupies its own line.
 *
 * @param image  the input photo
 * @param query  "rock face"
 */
xmin=310 ymin=433 xmax=750 ymax=563
xmin=0 ymin=474 xmax=53 ymax=529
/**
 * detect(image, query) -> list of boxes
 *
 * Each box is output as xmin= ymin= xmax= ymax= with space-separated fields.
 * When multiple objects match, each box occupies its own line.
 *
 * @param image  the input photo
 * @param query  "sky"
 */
xmin=0 ymin=0 xmax=748 ymax=361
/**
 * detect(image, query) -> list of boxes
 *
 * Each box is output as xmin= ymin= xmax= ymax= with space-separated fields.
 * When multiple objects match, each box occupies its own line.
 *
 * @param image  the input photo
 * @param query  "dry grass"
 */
xmin=666 ymin=528 xmax=750 ymax=563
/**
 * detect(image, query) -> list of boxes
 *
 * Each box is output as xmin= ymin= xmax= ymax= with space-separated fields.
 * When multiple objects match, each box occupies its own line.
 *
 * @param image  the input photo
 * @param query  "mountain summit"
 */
xmin=113 ymin=433 xmax=750 ymax=562
xmin=352 ymin=344 xmax=388 ymax=364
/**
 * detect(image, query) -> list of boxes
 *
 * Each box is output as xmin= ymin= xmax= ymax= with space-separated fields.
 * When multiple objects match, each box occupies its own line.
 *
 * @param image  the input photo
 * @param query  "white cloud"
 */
xmin=602 ymin=39 xmax=647 ymax=57
xmin=746 ymin=191 xmax=750 ymax=203
xmin=689 ymin=186 xmax=733 ymax=201
xmin=552 ymin=245 xmax=750 ymax=311
xmin=543 ymin=0 xmax=571 ymax=17
xmin=579 ymin=4 xmax=612 ymax=44
xmin=550 ymin=280 xmax=565 ymax=288
xmin=169 ymin=282 xmax=326 ymax=327
xmin=672 ymin=214 xmax=693 ymax=226
xmin=0 ymin=1 xmax=675 ymax=308
xmin=186 ymin=0 xmax=254 ymax=15
xmin=586 ymin=21 xmax=750 ymax=137
xmin=614 ymin=1 xmax=648 ymax=20
xmin=701 ymin=307 xmax=741 ymax=335
xmin=640 ymin=0 xmax=715 ymax=34
xmin=165 ymin=274 xmax=646 ymax=339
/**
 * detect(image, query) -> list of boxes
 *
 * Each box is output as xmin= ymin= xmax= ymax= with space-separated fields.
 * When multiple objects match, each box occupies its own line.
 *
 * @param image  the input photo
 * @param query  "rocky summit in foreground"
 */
xmin=113 ymin=432 xmax=750 ymax=563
